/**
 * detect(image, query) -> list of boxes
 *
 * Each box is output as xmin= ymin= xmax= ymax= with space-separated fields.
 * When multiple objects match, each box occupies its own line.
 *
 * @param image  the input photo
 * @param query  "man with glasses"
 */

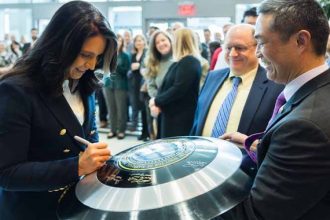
xmin=191 ymin=24 xmax=283 ymax=176
xmin=217 ymin=0 xmax=330 ymax=219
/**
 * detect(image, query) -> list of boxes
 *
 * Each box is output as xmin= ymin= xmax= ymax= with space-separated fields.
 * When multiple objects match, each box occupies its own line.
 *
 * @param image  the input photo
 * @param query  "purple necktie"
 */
xmin=268 ymin=92 xmax=286 ymax=126
xmin=244 ymin=92 xmax=286 ymax=163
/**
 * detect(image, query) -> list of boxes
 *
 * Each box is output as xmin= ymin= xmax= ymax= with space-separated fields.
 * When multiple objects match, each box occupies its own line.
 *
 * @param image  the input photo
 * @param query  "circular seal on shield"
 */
xmin=118 ymin=139 xmax=196 ymax=171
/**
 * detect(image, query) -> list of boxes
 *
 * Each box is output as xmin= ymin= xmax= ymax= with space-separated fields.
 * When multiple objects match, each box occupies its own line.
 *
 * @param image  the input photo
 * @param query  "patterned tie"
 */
xmin=211 ymin=76 xmax=241 ymax=137
xmin=267 ymin=92 xmax=286 ymax=128
xmin=244 ymin=92 xmax=286 ymax=163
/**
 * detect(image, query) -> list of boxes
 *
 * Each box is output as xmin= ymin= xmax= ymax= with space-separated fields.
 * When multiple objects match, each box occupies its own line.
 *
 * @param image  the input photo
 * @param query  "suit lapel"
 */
xmin=238 ymin=66 xmax=267 ymax=133
xmin=197 ymin=70 xmax=229 ymax=134
xmin=265 ymin=69 xmax=330 ymax=132
xmin=38 ymin=92 xmax=85 ymax=144
xmin=82 ymin=93 xmax=93 ymax=136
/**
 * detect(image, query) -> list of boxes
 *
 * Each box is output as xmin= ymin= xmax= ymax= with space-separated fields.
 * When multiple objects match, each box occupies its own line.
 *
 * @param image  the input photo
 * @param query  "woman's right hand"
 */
xmin=78 ymin=142 xmax=111 ymax=176
xmin=131 ymin=62 xmax=140 ymax=71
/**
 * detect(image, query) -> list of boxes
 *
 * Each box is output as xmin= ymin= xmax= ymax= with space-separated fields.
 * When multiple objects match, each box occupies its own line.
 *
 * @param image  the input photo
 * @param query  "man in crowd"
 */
xmin=219 ymin=0 xmax=330 ymax=219
xmin=22 ymin=28 xmax=38 ymax=54
xmin=191 ymin=24 xmax=283 ymax=177
xmin=241 ymin=7 xmax=258 ymax=25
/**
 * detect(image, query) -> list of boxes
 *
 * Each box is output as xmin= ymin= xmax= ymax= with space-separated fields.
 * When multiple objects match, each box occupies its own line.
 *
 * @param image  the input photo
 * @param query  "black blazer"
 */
xmin=225 ymin=69 xmax=330 ymax=220
xmin=155 ymin=55 xmax=201 ymax=138
xmin=191 ymin=65 xmax=284 ymax=136
xmin=0 ymin=79 xmax=98 ymax=220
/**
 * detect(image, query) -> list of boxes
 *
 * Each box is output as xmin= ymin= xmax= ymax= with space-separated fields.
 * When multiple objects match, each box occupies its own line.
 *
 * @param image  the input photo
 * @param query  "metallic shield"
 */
xmin=57 ymin=137 xmax=252 ymax=220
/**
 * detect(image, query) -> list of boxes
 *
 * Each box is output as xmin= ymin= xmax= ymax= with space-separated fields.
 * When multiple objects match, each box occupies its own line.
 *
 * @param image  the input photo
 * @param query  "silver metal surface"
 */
xmin=57 ymin=137 xmax=253 ymax=220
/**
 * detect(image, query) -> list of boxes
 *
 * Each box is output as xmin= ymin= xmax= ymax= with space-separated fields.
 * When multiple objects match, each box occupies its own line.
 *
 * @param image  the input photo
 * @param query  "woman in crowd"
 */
xmin=103 ymin=33 xmax=130 ymax=139
xmin=0 ymin=1 xmax=116 ymax=219
xmin=128 ymin=34 xmax=149 ymax=140
xmin=144 ymin=30 xmax=174 ymax=139
xmin=194 ymin=32 xmax=210 ymax=90
xmin=149 ymin=28 xmax=201 ymax=138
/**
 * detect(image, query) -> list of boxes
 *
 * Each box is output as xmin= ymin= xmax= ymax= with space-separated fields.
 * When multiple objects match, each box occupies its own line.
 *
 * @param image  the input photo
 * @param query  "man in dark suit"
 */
xmin=191 ymin=24 xmax=283 ymax=138
xmin=22 ymin=27 xmax=38 ymax=54
xmin=219 ymin=0 xmax=330 ymax=219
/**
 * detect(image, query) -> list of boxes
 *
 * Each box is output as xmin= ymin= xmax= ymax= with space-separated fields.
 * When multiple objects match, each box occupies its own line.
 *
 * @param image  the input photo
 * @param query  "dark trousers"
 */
xmin=96 ymin=89 xmax=107 ymax=122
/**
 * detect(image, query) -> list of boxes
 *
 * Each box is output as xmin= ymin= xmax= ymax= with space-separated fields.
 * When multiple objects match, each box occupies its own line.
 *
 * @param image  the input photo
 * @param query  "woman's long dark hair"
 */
xmin=1 ymin=1 xmax=117 ymax=97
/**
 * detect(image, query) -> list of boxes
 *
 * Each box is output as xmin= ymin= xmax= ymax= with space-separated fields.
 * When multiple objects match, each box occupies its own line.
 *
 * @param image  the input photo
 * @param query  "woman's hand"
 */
xmin=149 ymin=97 xmax=155 ymax=108
xmin=78 ymin=142 xmax=111 ymax=176
xmin=150 ymin=105 xmax=161 ymax=117
xmin=131 ymin=62 xmax=140 ymax=71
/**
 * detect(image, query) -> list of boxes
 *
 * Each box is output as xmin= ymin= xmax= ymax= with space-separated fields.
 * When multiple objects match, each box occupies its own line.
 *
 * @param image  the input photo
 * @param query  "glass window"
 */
xmin=0 ymin=9 xmax=32 ymax=44
xmin=32 ymin=0 xmax=53 ymax=3
xmin=58 ymin=0 xmax=107 ymax=2
xmin=187 ymin=17 xmax=231 ymax=42
xmin=0 ymin=0 xmax=31 ymax=3
xmin=108 ymin=6 xmax=142 ymax=36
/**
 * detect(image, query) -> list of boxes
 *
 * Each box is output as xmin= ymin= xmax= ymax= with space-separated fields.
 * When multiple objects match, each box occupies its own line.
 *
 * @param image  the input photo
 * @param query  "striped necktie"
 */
xmin=211 ymin=76 xmax=241 ymax=137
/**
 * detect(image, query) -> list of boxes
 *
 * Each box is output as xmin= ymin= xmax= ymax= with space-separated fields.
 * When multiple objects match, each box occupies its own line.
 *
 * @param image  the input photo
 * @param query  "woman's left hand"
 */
xmin=150 ymin=105 xmax=161 ymax=117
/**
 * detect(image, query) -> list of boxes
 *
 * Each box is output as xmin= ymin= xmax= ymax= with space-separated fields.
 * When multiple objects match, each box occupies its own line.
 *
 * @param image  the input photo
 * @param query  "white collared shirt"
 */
xmin=63 ymin=80 xmax=85 ymax=125
xmin=283 ymin=63 xmax=329 ymax=101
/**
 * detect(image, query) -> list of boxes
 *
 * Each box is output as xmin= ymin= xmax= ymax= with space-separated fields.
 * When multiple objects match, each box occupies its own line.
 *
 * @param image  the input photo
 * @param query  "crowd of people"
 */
xmin=0 ymin=28 xmax=38 ymax=73
xmin=95 ymin=20 xmax=229 ymax=140
xmin=94 ymin=8 xmax=259 ymax=141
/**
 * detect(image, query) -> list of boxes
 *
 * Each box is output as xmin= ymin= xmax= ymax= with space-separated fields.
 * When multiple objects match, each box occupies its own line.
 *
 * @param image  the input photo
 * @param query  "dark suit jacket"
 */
xmin=155 ymin=55 xmax=201 ymax=138
xmin=0 ymin=79 xmax=98 ymax=220
xmin=191 ymin=65 xmax=284 ymax=136
xmin=22 ymin=42 xmax=31 ymax=54
xmin=224 ymin=69 xmax=330 ymax=220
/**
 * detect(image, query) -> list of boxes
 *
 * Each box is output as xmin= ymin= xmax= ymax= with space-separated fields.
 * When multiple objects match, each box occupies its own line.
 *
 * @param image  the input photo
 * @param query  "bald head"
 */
xmin=224 ymin=24 xmax=259 ymax=75
xmin=225 ymin=24 xmax=256 ymax=44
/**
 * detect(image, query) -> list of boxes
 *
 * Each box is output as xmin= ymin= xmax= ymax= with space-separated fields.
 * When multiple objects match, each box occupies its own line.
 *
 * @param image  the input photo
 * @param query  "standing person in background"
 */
xmin=103 ymin=34 xmax=130 ymax=139
xmin=194 ymin=32 xmax=210 ymax=90
xmin=123 ymin=30 xmax=134 ymax=55
xmin=214 ymin=23 xmax=234 ymax=70
xmin=214 ymin=31 xmax=222 ymax=43
xmin=146 ymin=25 xmax=159 ymax=43
xmin=171 ymin=22 xmax=184 ymax=33
xmin=10 ymin=40 xmax=22 ymax=62
xmin=0 ymin=1 xmax=117 ymax=219
xmin=128 ymin=34 xmax=149 ymax=140
xmin=218 ymin=0 xmax=330 ymax=219
xmin=0 ymin=41 xmax=14 ymax=68
xmin=241 ymin=7 xmax=258 ymax=25
xmin=149 ymin=28 xmax=201 ymax=138
xmin=144 ymin=30 xmax=174 ymax=139
xmin=96 ymin=88 xmax=108 ymax=128
xmin=201 ymin=28 xmax=212 ymax=60
xmin=22 ymin=27 xmax=39 ymax=54
xmin=209 ymin=41 xmax=222 ymax=70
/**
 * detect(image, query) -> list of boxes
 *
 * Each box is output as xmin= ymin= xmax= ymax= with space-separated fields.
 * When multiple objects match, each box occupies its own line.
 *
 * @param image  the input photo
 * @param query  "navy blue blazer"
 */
xmin=0 ymin=79 xmax=98 ymax=220
xmin=191 ymin=65 xmax=284 ymax=136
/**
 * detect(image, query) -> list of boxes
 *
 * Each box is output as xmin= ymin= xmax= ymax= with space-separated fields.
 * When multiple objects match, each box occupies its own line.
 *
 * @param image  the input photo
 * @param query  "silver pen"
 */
xmin=74 ymin=135 xmax=91 ymax=145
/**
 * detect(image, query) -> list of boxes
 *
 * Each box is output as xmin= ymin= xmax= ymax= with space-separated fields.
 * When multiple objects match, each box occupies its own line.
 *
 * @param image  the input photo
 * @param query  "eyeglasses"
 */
xmin=224 ymin=44 xmax=257 ymax=53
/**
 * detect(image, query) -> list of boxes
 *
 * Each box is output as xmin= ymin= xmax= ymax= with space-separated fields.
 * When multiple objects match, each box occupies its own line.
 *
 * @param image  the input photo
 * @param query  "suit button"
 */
xmin=63 ymin=148 xmax=71 ymax=153
xmin=59 ymin=129 xmax=67 ymax=136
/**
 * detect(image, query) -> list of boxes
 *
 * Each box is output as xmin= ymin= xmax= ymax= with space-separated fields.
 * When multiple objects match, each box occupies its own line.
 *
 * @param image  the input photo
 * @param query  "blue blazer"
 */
xmin=191 ymin=65 xmax=284 ymax=136
xmin=0 ymin=79 xmax=98 ymax=220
